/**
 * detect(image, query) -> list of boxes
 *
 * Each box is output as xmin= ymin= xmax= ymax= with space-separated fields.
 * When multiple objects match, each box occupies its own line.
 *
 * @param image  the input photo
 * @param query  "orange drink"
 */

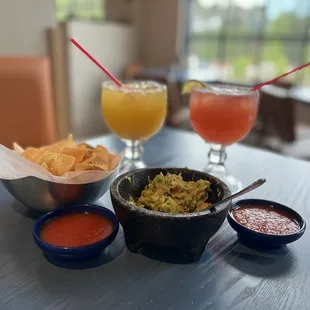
xmin=101 ymin=81 xmax=167 ymax=172
xmin=102 ymin=82 xmax=167 ymax=140
xmin=190 ymin=87 xmax=258 ymax=145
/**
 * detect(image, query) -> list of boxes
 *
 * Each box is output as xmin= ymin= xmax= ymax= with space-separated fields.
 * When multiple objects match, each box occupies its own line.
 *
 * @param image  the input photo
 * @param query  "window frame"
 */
xmin=184 ymin=0 xmax=310 ymax=84
xmin=55 ymin=0 xmax=105 ymax=21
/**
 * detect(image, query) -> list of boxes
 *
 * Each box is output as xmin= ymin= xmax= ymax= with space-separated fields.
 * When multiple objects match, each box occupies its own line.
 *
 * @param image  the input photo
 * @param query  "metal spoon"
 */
xmin=204 ymin=178 xmax=266 ymax=211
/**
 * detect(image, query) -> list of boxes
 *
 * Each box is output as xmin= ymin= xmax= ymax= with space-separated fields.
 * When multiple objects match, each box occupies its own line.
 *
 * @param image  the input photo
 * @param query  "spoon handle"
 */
xmin=211 ymin=178 xmax=266 ymax=209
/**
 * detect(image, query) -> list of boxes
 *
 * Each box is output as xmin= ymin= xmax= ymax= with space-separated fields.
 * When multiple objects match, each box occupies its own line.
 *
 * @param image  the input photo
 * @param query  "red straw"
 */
xmin=251 ymin=62 xmax=310 ymax=91
xmin=69 ymin=38 xmax=123 ymax=87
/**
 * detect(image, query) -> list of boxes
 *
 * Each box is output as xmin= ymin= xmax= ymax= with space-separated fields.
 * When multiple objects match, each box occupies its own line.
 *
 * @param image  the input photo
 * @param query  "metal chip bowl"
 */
xmin=1 ymin=170 xmax=117 ymax=212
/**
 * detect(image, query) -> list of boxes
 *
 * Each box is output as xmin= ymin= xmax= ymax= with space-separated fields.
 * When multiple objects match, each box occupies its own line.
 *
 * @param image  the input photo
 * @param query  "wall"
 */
xmin=105 ymin=0 xmax=133 ymax=24
xmin=0 ymin=0 xmax=55 ymax=56
xmin=134 ymin=0 xmax=180 ymax=67
xmin=105 ymin=0 xmax=180 ymax=67
xmin=65 ymin=20 xmax=136 ymax=138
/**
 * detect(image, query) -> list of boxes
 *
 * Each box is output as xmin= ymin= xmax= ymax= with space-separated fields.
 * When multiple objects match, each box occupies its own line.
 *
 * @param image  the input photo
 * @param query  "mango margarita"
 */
xmin=101 ymin=81 xmax=167 ymax=140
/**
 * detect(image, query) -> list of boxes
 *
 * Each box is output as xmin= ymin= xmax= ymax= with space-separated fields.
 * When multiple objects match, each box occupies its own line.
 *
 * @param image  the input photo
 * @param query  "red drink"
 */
xmin=190 ymin=86 xmax=258 ymax=145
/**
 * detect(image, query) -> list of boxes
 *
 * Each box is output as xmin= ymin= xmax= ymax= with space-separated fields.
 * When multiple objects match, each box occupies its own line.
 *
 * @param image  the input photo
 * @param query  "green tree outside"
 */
xmin=188 ymin=7 xmax=310 ymax=84
xmin=55 ymin=0 xmax=104 ymax=21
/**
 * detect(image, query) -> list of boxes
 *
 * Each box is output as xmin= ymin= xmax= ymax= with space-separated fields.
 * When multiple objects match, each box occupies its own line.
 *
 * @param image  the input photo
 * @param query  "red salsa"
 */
xmin=40 ymin=213 xmax=114 ymax=247
xmin=232 ymin=204 xmax=300 ymax=235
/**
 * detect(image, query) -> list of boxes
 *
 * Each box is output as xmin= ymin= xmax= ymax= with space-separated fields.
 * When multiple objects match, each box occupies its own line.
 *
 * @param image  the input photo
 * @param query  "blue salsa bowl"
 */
xmin=227 ymin=199 xmax=306 ymax=250
xmin=33 ymin=204 xmax=119 ymax=261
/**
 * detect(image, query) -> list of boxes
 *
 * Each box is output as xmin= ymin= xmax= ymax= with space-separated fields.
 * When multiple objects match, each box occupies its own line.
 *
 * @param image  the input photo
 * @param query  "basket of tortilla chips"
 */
xmin=0 ymin=135 xmax=122 ymax=212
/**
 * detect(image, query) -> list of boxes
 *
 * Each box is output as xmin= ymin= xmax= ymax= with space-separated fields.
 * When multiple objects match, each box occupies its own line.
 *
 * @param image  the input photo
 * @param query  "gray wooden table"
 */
xmin=1 ymin=128 xmax=310 ymax=310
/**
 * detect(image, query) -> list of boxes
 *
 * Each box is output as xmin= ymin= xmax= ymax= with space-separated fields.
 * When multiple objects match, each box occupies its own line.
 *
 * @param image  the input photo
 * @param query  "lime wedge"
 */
xmin=181 ymin=80 xmax=206 ymax=94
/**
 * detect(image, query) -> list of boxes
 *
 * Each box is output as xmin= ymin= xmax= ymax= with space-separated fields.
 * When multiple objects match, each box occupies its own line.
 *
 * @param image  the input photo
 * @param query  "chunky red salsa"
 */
xmin=232 ymin=204 xmax=300 ymax=235
xmin=40 ymin=213 xmax=114 ymax=247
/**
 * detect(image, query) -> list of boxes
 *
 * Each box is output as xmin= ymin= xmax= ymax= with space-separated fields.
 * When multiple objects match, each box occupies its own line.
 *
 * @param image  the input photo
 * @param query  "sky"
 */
xmin=197 ymin=0 xmax=310 ymax=18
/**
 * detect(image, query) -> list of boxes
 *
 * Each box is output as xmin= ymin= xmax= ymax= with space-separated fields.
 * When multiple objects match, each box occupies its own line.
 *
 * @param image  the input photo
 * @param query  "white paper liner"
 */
xmin=0 ymin=145 xmax=123 ymax=184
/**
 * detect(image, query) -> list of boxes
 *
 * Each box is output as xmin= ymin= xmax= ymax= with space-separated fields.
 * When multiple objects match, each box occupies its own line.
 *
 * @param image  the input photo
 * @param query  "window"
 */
xmin=55 ymin=0 xmax=104 ymax=21
xmin=184 ymin=0 xmax=310 ymax=85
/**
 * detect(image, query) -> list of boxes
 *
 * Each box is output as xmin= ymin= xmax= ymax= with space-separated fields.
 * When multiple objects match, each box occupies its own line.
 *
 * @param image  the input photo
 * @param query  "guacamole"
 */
xmin=130 ymin=172 xmax=213 ymax=214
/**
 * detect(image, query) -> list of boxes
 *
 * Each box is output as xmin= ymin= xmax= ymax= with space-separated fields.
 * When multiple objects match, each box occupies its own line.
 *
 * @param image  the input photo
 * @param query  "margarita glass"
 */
xmin=189 ymin=83 xmax=259 ymax=193
xmin=102 ymin=81 xmax=167 ymax=172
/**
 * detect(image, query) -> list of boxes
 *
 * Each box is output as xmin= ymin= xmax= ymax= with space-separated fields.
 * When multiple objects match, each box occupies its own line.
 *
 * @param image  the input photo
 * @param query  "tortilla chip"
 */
xmin=52 ymin=154 xmax=75 ymax=176
xmin=81 ymin=149 xmax=95 ymax=164
xmin=49 ymin=134 xmax=76 ymax=151
xmin=77 ymin=143 xmax=93 ymax=150
xmin=32 ymin=149 xmax=46 ymax=163
xmin=75 ymin=163 xmax=95 ymax=171
xmin=44 ymin=145 xmax=63 ymax=153
xmin=62 ymin=147 xmax=87 ymax=169
xmin=40 ymin=162 xmax=49 ymax=171
xmin=93 ymin=145 xmax=109 ymax=163
xmin=13 ymin=142 xmax=24 ymax=154
xmin=92 ymin=155 xmax=109 ymax=171
xmin=36 ymin=153 xmax=58 ymax=166
xmin=22 ymin=148 xmax=42 ymax=161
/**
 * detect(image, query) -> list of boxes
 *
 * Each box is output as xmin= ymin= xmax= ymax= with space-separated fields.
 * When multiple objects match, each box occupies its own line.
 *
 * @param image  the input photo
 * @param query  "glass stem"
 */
xmin=204 ymin=143 xmax=242 ymax=193
xmin=123 ymin=139 xmax=144 ymax=163
xmin=208 ymin=144 xmax=227 ymax=167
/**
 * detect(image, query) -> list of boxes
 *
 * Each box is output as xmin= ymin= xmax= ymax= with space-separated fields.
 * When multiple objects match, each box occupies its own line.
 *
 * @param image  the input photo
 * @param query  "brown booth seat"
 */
xmin=0 ymin=57 xmax=57 ymax=148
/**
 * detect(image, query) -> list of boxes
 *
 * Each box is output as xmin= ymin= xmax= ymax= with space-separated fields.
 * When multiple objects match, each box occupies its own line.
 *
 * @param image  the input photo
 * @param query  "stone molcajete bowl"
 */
xmin=110 ymin=168 xmax=231 ymax=263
